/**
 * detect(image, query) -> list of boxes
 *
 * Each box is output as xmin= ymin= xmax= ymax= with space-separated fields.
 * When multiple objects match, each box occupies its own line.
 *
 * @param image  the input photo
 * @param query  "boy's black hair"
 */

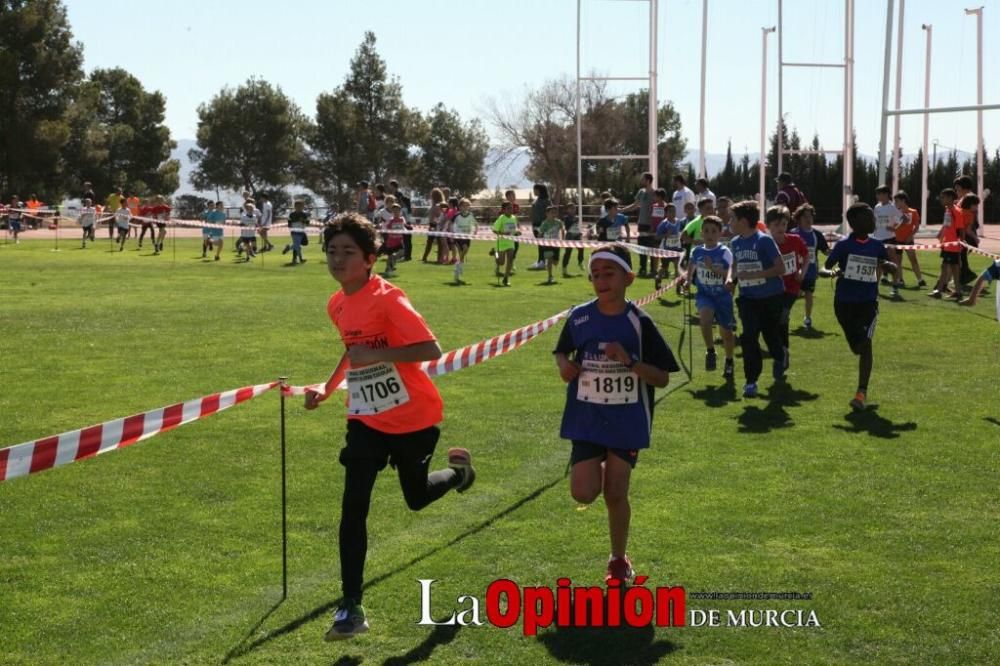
xmin=655 ymin=187 xmax=668 ymax=198
xmin=954 ymin=175 xmax=974 ymax=190
xmin=940 ymin=188 xmax=957 ymax=200
xmin=448 ymin=197 xmax=459 ymax=206
xmin=765 ymin=204 xmax=791 ymax=225
xmin=357 ymin=180 xmax=369 ymax=188
xmin=641 ymin=171 xmax=654 ymax=184
xmin=874 ymin=185 xmax=891 ymax=195
xmin=960 ymin=193 xmax=980 ymax=209
xmin=664 ymin=203 xmax=676 ymax=211
xmin=893 ymin=191 xmax=910 ymax=204
xmin=717 ymin=196 xmax=732 ymax=205
xmin=592 ymin=244 xmax=633 ymax=271
xmin=604 ymin=198 xmax=619 ymax=210
xmin=500 ymin=200 xmax=512 ymax=210
xmin=695 ymin=177 xmax=709 ymax=188
xmin=845 ymin=202 xmax=875 ymax=231
xmin=672 ymin=174 xmax=686 ymax=185
xmin=701 ymin=215 xmax=723 ymax=231
xmin=697 ymin=198 xmax=714 ymax=209
xmin=730 ymin=200 xmax=759 ymax=224
xmin=388 ymin=179 xmax=399 ymax=188
xmin=504 ymin=189 xmax=516 ymax=198
xmin=375 ymin=183 xmax=386 ymax=193
xmin=323 ymin=212 xmax=377 ymax=257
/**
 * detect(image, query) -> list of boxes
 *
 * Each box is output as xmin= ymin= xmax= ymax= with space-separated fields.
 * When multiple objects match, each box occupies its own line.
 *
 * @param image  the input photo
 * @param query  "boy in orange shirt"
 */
xmin=891 ymin=191 xmax=926 ymax=288
xmin=306 ymin=213 xmax=475 ymax=641
xmin=929 ymin=189 xmax=962 ymax=299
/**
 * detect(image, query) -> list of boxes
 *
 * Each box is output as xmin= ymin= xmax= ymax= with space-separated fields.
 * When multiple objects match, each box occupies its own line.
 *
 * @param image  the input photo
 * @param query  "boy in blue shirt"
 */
xmin=825 ymin=202 xmax=897 ymax=410
xmin=685 ymin=216 xmax=736 ymax=378
xmin=791 ymin=204 xmax=830 ymax=329
xmin=730 ymin=201 xmax=787 ymax=397
xmin=596 ymin=199 xmax=630 ymax=242
xmin=654 ymin=202 xmax=683 ymax=291
xmin=554 ymin=245 xmax=678 ymax=585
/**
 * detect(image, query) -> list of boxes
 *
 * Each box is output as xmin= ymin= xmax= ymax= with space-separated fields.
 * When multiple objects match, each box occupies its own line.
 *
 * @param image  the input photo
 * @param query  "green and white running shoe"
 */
xmin=324 ymin=600 xmax=369 ymax=641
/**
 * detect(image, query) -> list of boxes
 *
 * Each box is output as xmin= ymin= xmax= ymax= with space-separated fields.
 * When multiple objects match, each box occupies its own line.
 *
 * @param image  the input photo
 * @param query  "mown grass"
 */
xmin=1 ymin=235 xmax=998 ymax=665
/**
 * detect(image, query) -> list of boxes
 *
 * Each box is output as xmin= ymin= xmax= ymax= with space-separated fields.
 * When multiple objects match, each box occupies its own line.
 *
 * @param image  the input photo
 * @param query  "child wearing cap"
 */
xmin=308 ymin=213 xmax=475 ymax=641
xmin=553 ymin=245 xmax=679 ymax=585
xmin=824 ymin=202 xmax=897 ymax=410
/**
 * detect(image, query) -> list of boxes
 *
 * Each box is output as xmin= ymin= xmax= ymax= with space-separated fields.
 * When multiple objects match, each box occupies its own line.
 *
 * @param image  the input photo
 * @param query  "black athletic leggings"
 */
xmin=339 ymin=420 xmax=457 ymax=602
xmin=737 ymin=294 xmax=785 ymax=383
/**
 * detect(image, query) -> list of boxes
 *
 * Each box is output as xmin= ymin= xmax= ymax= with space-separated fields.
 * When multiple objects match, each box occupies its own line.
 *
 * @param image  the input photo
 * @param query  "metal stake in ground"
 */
xmin=278 ymin=376 xmax=288 ymax=600
xmin=52 ymin=209 xmax=61 ymax=252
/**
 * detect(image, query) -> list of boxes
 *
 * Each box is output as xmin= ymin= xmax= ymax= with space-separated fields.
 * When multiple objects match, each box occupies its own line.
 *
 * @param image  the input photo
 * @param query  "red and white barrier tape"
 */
xmin=282 ymin=276 xmax=684 ymax=399
xmin=0 ymin=382 xmax=279 ymax=483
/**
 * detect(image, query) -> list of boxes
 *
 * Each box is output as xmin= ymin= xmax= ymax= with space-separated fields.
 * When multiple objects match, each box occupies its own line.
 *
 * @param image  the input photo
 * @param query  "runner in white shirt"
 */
xmin=257 ymin=195 xmax=274 ymax=252
xmin=239 ymin=201 xmax=260 ymax=261
xmin=79 ymin=198 xmax=97 ymax=247
xmin=694 ymin=178 xmax=717 ymax=207
xmin=872 ymin=185 xmax=902 ymax=295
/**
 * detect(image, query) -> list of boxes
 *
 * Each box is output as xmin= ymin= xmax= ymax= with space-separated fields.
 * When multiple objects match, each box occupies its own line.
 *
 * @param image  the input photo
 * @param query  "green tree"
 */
xmin=412 ymin=104 xmax=489 ymax=196
xmin=189 ymin=78 xmax=306 ymax=196
xmin=306 ymin=31 xmax=421 ymax=209
xmin=0 ymin=0 xmax=83 ymax=199
xmin=62 ymin=67 xmax=179 ymax=198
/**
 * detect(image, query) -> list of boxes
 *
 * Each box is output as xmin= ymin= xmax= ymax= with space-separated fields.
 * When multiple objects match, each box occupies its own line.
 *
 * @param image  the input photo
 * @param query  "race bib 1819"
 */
xmin=577 ymin=359 xmax=639 ymax=404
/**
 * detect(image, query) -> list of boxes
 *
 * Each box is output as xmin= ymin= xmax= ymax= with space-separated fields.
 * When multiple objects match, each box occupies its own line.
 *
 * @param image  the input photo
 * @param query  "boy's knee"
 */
xmin=603 ymin=484 xmax=629 ymax=506
xmin=571 ymin=485 xmax=600 ymax=505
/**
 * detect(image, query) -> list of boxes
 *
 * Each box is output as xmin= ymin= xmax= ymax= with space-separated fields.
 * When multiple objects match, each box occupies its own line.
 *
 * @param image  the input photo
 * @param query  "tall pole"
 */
xmin=845 ymin=0 xmax=856 ymax=225
xmin=649 ymin=0 xmax=659 ymax=185
xmin=576 ymin=0 xmax=583 ymax=223
xmin=965 ymin=6 xmax=985 ymax=227
xmin=877 ymin=0 xmax=895 ymax=186
xmin=760 ymin=26 xmax=776 ymax=218
xmin=891 ymin=0 xmax=906 ymax=192
xmin=698 ymin=0 xmax=708 ymax=179
xmin=777 ymin=0 xmax=783 ymax=177
xmin=279 ymin=376 xmax=288 ymax=600
xmin=920 ymin=24 xmax=932 ymax=228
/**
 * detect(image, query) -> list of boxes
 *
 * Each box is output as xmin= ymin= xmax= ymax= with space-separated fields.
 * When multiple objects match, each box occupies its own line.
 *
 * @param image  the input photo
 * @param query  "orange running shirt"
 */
xmin=894 ymin=207 xmax=920 ymax=242
xmin=327 ymin=275 xmax=443 ymax=434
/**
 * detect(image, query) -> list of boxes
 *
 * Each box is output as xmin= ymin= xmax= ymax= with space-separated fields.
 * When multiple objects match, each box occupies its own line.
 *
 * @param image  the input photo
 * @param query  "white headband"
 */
xmin=588 ymin=250 xmax=634 ymax=275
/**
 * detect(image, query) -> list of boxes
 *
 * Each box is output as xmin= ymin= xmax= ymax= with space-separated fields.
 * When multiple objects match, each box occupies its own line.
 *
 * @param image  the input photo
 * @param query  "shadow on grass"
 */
xmin=222 ymin=475 xmax=565 ymax=662
xmin=538 ymin=621 xmax=678 ymax=666
xmin=790 ymin=326 xmax=836 ymax=340
xmin=737 ymin=380 xmax=820 ymax=434
xmin=833 ymin=407 xmax=918 ymax=439
xmin=331 ymin=657 xmax=363 ymax=666
xmin=382 ymin=622 xmax=462 ymax=665
xmin=688 ymin=382 xmax=738 ymax=408
xmin=985 ymin=417 xmax=1000 ymax=428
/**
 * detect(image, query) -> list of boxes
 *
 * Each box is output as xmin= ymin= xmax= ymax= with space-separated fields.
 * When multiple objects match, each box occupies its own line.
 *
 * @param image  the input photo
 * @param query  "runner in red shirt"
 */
xmin=767 ymin=205 xmax=808 ymax=374
xmin=306 ymin=213 xmax=475 ymax=641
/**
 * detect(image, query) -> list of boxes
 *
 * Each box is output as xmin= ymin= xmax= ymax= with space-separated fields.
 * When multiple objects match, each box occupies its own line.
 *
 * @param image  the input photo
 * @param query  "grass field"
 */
xmin=1 ymin=235 xmax=998 ymax=665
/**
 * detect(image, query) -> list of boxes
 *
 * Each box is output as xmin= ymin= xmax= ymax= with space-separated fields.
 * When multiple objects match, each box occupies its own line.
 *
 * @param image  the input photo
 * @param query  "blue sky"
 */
xmin=65 ymin=0 xmax=998 ymax=158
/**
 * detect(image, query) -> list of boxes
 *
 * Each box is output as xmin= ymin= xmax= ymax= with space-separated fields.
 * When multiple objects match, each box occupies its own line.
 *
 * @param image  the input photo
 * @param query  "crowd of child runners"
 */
xmin=3 ymin=173 xmax=995 ymax=643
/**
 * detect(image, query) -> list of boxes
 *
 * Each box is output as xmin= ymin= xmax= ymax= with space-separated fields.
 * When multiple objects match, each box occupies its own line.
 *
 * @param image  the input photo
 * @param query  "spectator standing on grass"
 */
xmin=954 ymin=175 xmax=980 ymax=288
xmin=422 ymin=188 xmax=445 ymax=263
xmin=891 ymin=191 xmax=926 ymax=288
xmin=239 ymin=200 xmax=259 ymax=261
xmin=622 ymin=172 xmax=656 ymax=277
xmin=529 ymin=183 xmax=551 ymax=270
xmin=387 ymin=180 xmax=413 ymax=261
xmin=774 ymin=172 xmax=808 ymax=214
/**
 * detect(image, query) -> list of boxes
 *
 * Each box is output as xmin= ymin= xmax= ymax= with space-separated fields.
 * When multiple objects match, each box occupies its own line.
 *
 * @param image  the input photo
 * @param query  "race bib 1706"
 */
xmin=347 ymin=363 xmax=411 ymax=415
xmin=577 ymin=359 xmax=639 ymax=405
xmin=843 ymin=254 xmax=878 ymax=283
